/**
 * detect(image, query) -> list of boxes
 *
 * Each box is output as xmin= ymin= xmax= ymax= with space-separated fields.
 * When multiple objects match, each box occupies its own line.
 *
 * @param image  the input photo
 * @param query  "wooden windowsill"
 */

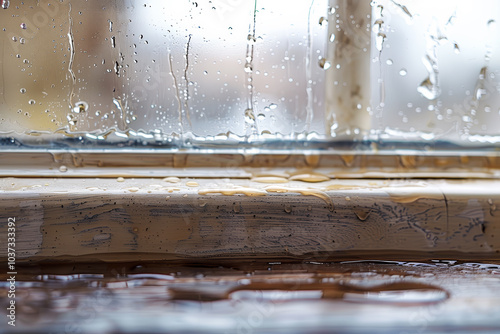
xmin=1 ymin=176 xmax=499 ymax=264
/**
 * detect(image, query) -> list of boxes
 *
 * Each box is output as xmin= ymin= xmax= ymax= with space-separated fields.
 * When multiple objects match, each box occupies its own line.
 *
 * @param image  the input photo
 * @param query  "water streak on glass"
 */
xmin=0 ymin=0 xmax=500 ymax=149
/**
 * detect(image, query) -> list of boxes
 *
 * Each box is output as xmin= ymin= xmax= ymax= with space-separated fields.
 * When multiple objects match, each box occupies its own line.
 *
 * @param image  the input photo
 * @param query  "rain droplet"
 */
xmin=417 ymin=78 xmax=439 ymax=100
xmin=20 ymin=23 xmax=26 ymax=29
xmin=1 ymin=0 xmax=10 ymax=9
xmin=269 ymin=103 xmax=278 ymax=110
xmin=28 ymin=99 xmax=35 ymax=105
xmin=73 ymin=101 xmax=88 ymax=113
xmin=399 ymin=68 xmax=407 ymax=76
xmin=386 ymin=59 xmax=393 ymax=65
xmin=318 ymin=57 xmax=331 ymax=70
xmin=244 ymin=108 xmax=255 ymax=124
xmin=59 ymin=165 xmax=68 ymax=173
xmin=20 ymin=88 xmax=26 ymax=94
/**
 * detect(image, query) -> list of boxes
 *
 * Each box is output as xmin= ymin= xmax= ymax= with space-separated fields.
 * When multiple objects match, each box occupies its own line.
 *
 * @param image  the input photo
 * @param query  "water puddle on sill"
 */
xmin=4 ymin=259 xmax=500 ymax=332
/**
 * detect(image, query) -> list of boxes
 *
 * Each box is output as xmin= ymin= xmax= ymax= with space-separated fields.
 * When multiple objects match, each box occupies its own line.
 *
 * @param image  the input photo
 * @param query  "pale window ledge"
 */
xmin=2 ymin=150 xmax=500 ymax=178
xmin=1 ymin=176 xmax=499 ymax=264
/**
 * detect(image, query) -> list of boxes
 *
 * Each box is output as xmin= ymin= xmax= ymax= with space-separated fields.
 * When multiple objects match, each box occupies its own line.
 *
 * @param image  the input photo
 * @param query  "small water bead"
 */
xmin=73 ymin=101 xmax=88 ymax=113
xmin=20 ymin=23 xmax=26 ymax=29
xmin=399 ymin=68 xmax=407 ymax=76
xmin=318 ymin=57 xmax=331 ymax=70
xmin=28 ymin=99 xmax=35 ymax=105
xmin=20 ymin=88 xmax=26 ymax=94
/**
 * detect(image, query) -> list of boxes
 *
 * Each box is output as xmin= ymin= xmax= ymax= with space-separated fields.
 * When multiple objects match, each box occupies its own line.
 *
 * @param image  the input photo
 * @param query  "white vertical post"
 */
xmin=325 ymin=0 xmax=372 ymax=138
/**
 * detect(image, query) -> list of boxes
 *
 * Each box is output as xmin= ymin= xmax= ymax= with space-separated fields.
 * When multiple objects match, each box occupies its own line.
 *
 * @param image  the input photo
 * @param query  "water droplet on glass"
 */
xmin=20 ymin=88 xmax=26 ymax=94
xmin=318 ymin=57 xmax=331 ymax=70
xmin=244 ymin=108 xmax=255 ymax=124
xmin=28 ymin=99 xmax=35 ymax=105
xmin=269 ymin=103 xmax=278 ymax=110
xmin=19 ymin=38 xmax=25 ymax=44
xmin=329 ymin=33 xmax=336 ymax=42
xmin=11 ymin=36 xmax=17 ymax=42
xmin=418 ymin=77 xmax=440 ymax=100
xmin=399 ymin=68 xmax=407 ymax=76
xmin=247 ymin=34 xmax=256 ymax=44
xmin=386 ymin=59 xmax=393 ymax=65
xmin=1 ymin=0 xmax=10 ymax=9
xmin=20 ymin=23 xmax=26 ymax=29
xmin=73 ymin=101 xmax=88 ymax=113
xmin=59 ymin=165 xmax=68 ymax=173
xmin=257 ymin=113 xmax=265 ymax=120
xmin=319 ymin=17 xmax=327 ymax=26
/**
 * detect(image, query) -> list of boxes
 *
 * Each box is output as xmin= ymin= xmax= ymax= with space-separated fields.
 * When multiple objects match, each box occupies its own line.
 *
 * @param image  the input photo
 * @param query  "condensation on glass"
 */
xmin=0 ymin=0 xmax=499 ymax=148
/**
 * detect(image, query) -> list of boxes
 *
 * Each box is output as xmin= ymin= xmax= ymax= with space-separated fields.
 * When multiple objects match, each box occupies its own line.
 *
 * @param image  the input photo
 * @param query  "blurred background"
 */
xmin=1 ymin=0 xmax=500 ymax=144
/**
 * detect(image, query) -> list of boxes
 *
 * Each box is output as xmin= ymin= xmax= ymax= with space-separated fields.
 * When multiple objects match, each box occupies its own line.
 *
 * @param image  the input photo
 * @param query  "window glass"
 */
xmin=0 ymin=0 xmax=499 ymax=149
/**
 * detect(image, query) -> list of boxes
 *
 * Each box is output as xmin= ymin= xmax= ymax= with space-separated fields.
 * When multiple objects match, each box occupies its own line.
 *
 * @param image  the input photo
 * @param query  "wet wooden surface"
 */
xmin=2 ymin=150 xmax=500 ymax=178
xmin=1 ymin=177 xmax=500 ymax=263
xmin=1 ymin=260 xmax=500 ymax=333
xmin=1 ymin=176 xmax=500 ymax=333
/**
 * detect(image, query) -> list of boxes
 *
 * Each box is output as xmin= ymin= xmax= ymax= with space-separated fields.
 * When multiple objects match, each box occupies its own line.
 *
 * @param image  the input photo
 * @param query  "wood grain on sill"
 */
xmin=1 ymin=177 xmax=499 ymax=263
